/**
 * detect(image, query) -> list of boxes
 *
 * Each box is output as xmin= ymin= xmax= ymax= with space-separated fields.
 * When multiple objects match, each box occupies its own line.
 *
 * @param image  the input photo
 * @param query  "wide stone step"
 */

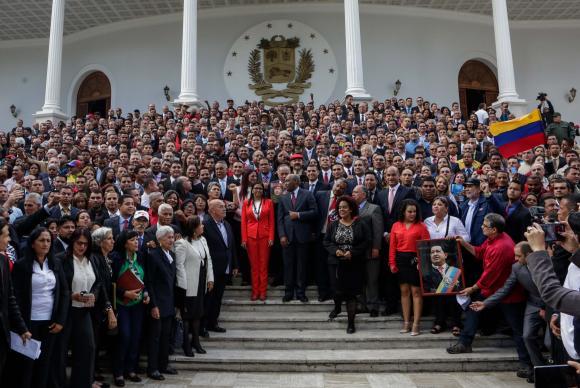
xmin=221 ymin=298 xmax=334 ymax=312
xmin=169 ymin=348 xmax=519 ymax=372
xmin=218 ymin=311 xmax=434 ymax=329
xmin=202 ymin=329 xmax=513 ymax=350
xmin=224 ymin=285 xmax=319 ymax=299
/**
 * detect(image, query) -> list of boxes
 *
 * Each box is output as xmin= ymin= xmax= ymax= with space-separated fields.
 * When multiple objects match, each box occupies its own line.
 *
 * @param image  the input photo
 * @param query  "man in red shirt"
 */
xmin=447 ymin=213 xmax=532 ymax=379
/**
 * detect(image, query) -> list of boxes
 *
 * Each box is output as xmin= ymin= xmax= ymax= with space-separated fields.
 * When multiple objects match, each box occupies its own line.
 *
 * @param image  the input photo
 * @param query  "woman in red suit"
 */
xmin=241 ymin=182 xmax=275 ymax=301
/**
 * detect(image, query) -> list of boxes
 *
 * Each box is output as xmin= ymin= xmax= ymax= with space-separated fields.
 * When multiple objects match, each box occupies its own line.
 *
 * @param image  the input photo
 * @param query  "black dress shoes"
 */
xmin=194 ymin=345 xmax=207 ymax=354
xmin=126 ymin=373 xmax=141 ymax=383
xmin=299 ymin=296 xmax=309 ymax=303
xmin=208 ymin=325 xmax=226 ymax=333
xmin=282 ymin=295 xmax=293 ymax=302
xmin=147 ymin=371 xmax=165 ymax=381
xmin=113 ymin=377 xmax=125 ymax=387
xmin=328 ymin=308 xmax=341 ymax=319
xmin=200 ymin=328 xmax=210 ymax=338
xmin=160 ymin=367 xmax=178 ymax=375
xmin=318 ymin=295 xmax=331 ymax=302
xmin=182 ymin=347 xmax=195 ymax=357
xmin=369 ymin=310 xmax=379 ymax=318
xmin=347 ymin=323 xmax=356 ymax=334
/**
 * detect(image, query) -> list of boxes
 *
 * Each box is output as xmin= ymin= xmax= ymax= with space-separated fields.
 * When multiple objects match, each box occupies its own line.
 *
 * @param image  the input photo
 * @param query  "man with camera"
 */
xmin=525 ymin=215 xmax=580 ymax=375
xmin=537 ymin=92 xmax=555 ymax=126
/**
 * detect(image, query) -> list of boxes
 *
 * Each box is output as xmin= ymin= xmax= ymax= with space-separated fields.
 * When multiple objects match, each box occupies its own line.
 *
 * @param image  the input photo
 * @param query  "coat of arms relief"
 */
xmin=248 ymin=35 xmax=315 ymax=105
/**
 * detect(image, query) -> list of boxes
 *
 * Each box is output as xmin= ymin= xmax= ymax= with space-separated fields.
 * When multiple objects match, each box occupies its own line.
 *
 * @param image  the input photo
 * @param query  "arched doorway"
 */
xmin=458 ymin=60 xmax=499 ymax=118
xmin=76 ymin=71 xmax=111 ymax=118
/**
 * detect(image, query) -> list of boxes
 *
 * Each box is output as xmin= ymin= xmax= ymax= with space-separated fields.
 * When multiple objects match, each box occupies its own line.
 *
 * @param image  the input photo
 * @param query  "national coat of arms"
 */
xmin=248 ymin=35 xmax=315 ymax=105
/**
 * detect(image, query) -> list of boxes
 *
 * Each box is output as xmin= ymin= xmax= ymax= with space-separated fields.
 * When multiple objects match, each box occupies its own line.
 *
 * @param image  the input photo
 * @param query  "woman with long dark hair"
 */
xmin=389 ymin=199 xmax=430 ymax=336
xmin=57 ymin=227 xmax=103 ymax=388
xmin=241 ymin=182 xmax=275 ymax=300
xmin=7 ymin=226 xmax=66 ymax=388
xmin=111 ymin=230 xmax=149 ymax=386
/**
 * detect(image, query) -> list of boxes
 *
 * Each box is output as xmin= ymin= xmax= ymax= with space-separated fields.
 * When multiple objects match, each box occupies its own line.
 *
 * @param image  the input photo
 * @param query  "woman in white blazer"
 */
xmin=175 ymin=215 xmax=214 ymax=357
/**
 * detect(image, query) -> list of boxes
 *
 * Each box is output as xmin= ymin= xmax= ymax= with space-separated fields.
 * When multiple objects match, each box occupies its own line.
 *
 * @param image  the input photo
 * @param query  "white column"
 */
xmin=34 ymin=0 xmax=68 ymax=124
xmin=491 ymin=0 xmax=527 ymax=117
xmin=344 ymin=0 xmax=371 ymax=101
xmin=174 ymin=0 xmax=201 ymax=107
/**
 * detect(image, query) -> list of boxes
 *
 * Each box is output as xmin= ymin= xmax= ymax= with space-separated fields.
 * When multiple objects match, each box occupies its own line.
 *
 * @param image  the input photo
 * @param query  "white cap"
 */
xmin=134 ymin=210 xmax=149 ymax=221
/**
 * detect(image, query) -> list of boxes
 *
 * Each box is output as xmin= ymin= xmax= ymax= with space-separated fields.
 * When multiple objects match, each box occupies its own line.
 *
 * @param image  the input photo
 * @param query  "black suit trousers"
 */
xmin=315 ymin=237 xmax=330 ymax=298
xmin=282 ymin=242 xmax=309 ymax=298
xmin=147 ymin=315 xmax=173 ymax=373
xmin=0 ymin=337 xmax=7 ymax=383
xmin=204 ymin=272 xmax=227 ymax=328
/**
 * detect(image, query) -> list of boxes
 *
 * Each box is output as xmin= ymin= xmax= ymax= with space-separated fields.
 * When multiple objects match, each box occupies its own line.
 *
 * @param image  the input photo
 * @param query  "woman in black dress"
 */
xmin=324 ymin=196 xmax=370 ymax=334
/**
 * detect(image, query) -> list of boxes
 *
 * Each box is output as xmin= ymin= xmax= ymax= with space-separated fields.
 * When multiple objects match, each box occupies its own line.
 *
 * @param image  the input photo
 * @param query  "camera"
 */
xmin=537 ymin=92 xmax=547 ymax=101
xmin=529 ymin=206 xmax=565 ymax=243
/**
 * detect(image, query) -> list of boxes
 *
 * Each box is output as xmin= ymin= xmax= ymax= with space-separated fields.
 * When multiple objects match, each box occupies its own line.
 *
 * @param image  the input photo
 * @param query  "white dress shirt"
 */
xmin=71 ymin=256 xmax=96 ymax=308
xmin=31 ymin=260 xmax=56 ymax=321
xmin=425 ymin=215 xmax=471 ymax=242
xmin=464 ymin=200 xmax=478 ymax=238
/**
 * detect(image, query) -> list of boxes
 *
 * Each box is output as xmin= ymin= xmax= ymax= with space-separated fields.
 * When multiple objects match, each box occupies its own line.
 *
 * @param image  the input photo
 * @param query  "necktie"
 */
xmin=328 ymin=196 xmax=337 ymax=225
xmin=291 ymin=192 xmax=297 ymax=208
xmin=262 ymin=174 xmax=269 ymax=185
xmin=323 ymin=172 xmax=329 ymax=184
xmin=123 ymin=219 xmax=129 ymax=231
xmin=358 ymin=177 xmax=363 ymax=185
xmin=438 ymin=266 xmax=445 ymax=276
xmin=388 ymin=188 xmax=396 ymax=213
xmin=62 ymin=207 xmax=70 ymax=216
xmin=138 ymin=236 xmax=143 ymax=250
xmin=310 ymin=184 xmax=315 ymax=192
xmin=220 ymin=180 xmax=226 ymax=196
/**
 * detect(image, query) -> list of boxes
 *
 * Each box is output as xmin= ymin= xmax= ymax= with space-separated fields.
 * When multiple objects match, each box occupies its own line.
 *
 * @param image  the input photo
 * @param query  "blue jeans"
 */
xmin=460 ymin=291 xmax=531 ymax=366
xmin=114 ymin=304 xmax=144 ymax=377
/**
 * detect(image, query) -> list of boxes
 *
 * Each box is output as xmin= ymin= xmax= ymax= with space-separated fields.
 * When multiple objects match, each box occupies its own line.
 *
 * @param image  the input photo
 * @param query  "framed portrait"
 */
xmin=417 ymin=239 xmax=465 ymax=296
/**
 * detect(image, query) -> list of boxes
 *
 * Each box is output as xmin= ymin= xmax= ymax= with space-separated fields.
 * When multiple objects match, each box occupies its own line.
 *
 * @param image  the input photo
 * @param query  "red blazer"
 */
xmin=241 ymin=198 xmax=275 ymax=242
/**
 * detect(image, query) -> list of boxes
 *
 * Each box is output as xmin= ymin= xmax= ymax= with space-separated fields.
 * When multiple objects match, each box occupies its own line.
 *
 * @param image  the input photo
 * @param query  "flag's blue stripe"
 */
xmin=493 ymin=121 xmax=544 ymax=148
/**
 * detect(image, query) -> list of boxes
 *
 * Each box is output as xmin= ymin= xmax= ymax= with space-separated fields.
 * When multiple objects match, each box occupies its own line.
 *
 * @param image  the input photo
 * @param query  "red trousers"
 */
xmin=246 ymin=238 xmax=270 ymax=297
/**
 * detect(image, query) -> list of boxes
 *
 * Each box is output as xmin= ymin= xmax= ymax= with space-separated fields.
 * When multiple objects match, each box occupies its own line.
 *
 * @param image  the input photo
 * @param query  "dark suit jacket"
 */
xmin=359 ymin=201 xmax=383 ymax=254
xmin=301 ymin=181 xmax=330 ymax=195
xmin=104 ymin=215 xmax=134 ymax=239
xmin=0 ymin=254 xmax=28 ymax=346
xmin=13 ymin=206 xmax=52 ymax=238
xmin=49 ymin=206 xmax=80 ymax=220
xmin=52 ymin=238 xmax=67 ymax=257
xmin=503 ymin=200 xmax=532 ymax=244
xmin=203 ymin=217 xmax=238 ymax=276
xmin=210 ymin=177 xmax=236 ymax=202
xmin=377 ymin=185 xmax=416 ymax=232
xmin=61 ymin=253 xmax=103 ymax=309
xmin=545 ymin=157 xmax=567 ymax=176
xmin=11 ymin=255 xmax=69 ymax=326
xmin=277 ymin=188 xmax=318 ymax=244
xmin=145 ymin=247 xmax=176 ymax=318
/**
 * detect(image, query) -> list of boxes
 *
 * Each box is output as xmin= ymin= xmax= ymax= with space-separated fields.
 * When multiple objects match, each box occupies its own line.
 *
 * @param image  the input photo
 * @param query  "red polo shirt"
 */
xmin=473 ymin=232 xmax=525 ymax=303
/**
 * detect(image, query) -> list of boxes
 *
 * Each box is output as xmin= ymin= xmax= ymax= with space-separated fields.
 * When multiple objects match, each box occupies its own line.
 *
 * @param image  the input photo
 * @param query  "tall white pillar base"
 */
xmin=172 ymin=96 xmax=203 ymax=109
xmin=33 ymin=109 xmax=68 ymax=125
xmin=345 ymin=88 xmax=372 ymax=102
xmin=492 ymin=98 xmax=529 ymax=118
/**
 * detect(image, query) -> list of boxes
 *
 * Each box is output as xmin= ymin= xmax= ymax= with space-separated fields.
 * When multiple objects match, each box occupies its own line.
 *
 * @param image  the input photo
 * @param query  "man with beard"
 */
xmin=52 ymin=216 xmax=76 ymax=256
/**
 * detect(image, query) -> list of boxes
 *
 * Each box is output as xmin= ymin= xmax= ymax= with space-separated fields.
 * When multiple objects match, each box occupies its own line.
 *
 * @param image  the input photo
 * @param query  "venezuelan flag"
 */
xmin=490 ymin=109 xmax=545 ymax=157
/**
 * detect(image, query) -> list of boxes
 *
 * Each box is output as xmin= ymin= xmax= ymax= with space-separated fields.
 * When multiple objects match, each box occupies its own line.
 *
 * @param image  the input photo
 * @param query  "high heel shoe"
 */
xmin=400 ymin=321 xmax=411 ymax=334
xmin=182 ymin=346 xmax=195 ymax=357
xmin=194 ymin=345 xmax=207 ymax=354
xmin=346 ymin=321 xmax=356 ymax=334
xmin=410 ymin=323 xmax=421 ymax=336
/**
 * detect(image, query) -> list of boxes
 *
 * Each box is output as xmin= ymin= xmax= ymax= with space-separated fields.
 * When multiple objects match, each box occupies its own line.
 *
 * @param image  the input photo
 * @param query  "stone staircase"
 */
xmin=170 ymin=286 xmax=520 ymax=372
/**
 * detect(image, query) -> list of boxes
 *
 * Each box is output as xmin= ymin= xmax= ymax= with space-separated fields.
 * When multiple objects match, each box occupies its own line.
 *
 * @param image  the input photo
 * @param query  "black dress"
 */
xmin=324 ymin=219 xmax=371 ymax=297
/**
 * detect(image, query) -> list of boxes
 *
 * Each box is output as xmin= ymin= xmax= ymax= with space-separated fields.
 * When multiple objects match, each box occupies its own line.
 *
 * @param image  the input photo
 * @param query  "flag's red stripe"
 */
xmin=497 ymin=132 xmax=545 ymax=158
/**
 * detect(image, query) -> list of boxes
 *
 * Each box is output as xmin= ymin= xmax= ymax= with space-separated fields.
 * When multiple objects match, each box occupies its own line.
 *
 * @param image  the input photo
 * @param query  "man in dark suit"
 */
xmin=143 ymin=204 xmax=175 ymax=248
xmin=499 ymin=180 xmax=532 ymax=244
xmin=210 ymin=160 xmax=236 ymax=202
xmin=203 ymin=199 xmax=238 ymax=335
xmin=545 ymin=143 xmax=567 ymax=176
xmin=146 ymin=226 xmax=177 ymax=380
xmin=0 ymin=245 xmax=31 ymax=378
xmin=277 ymin=174 xmax=318 ymax=302
xmin=52 ymin=216 xmax=76 ymax=257
xmin=352 ymin=185 xmax=383 ymax=317
xmin=103 ymin=194 xmax=136 ymax=239
xmin=364 ymin=172 xmax=382 ymax=205
xmin=49 ymin=185 xmax=80 ymax=220
xmin=315 ymin=179 xmax=348 ymax=302
xmin=302 ymin=165 xmax=330 ymax=195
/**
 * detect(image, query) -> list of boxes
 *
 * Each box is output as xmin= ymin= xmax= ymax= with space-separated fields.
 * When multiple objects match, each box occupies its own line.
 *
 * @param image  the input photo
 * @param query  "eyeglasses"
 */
xmin=481 ymin=223 xmax=491 ymax=229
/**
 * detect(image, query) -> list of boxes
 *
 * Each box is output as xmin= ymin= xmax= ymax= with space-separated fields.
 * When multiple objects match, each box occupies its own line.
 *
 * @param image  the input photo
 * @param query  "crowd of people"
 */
xmin=0 ymin=94 xmax=579 ymax=387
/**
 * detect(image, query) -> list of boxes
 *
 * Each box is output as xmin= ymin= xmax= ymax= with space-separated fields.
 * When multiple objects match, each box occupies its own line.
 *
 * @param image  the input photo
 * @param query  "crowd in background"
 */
xmin=0 ymin=93 xmax=579 ymax=387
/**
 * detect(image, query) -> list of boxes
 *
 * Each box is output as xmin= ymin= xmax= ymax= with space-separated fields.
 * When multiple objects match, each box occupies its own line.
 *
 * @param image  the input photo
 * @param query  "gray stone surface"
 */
xmin=134 ymin=372 xmax=531 ymax=387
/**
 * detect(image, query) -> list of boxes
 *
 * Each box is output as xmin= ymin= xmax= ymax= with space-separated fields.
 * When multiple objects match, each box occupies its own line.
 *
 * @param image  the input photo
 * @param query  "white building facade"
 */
xmin=1 ymin=0 xmax=579 ymax=126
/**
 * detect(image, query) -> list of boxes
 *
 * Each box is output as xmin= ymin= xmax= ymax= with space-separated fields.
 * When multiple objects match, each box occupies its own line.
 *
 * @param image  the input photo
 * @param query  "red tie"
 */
xmin=123 ymin=219 xmax=129 ymax=231
xmin=323 ymin=172 xmax=329 ymax=184
xmin=291 ymin=192 xmax=297 ymax=208
xmin=327 ymin=196 xmax=337 ymax=225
